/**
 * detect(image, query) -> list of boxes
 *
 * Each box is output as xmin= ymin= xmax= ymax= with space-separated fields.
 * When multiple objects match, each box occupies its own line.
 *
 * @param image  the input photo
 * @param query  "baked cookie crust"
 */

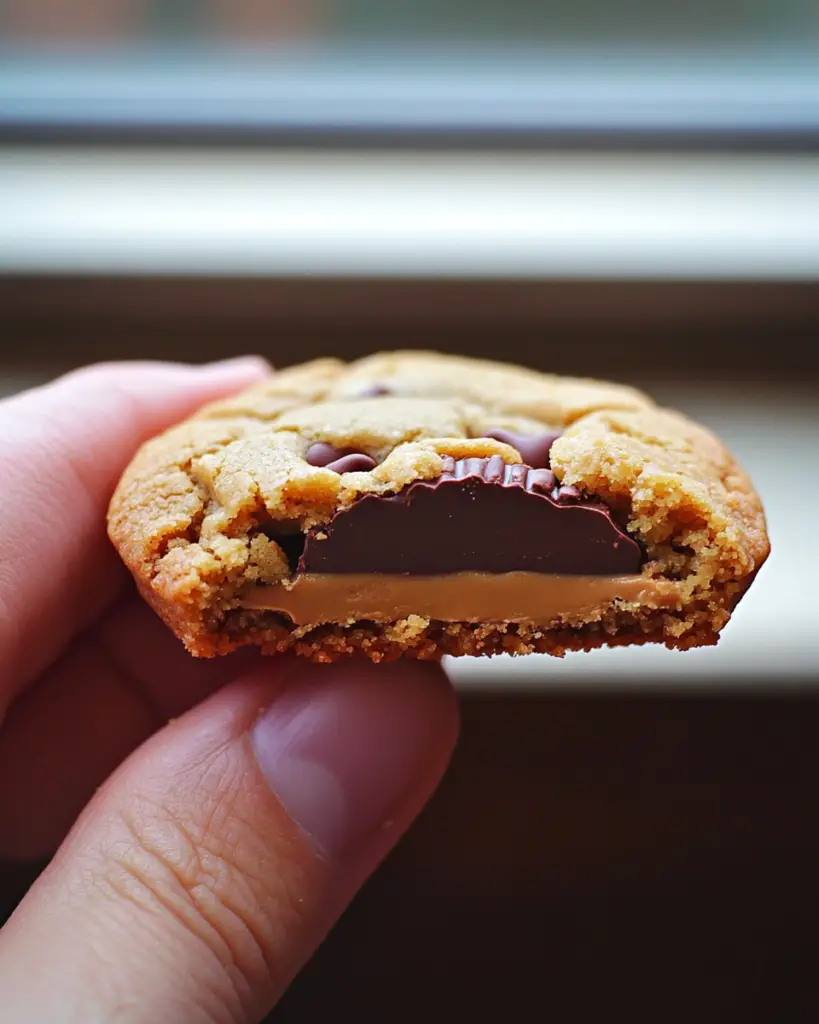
xmin=107 ymin=352 xmax=769 ymax=661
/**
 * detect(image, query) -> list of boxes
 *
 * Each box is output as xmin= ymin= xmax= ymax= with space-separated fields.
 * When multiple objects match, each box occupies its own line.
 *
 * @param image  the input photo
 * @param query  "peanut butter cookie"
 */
xmin=107 ymin=352 xmax=769 ymax=662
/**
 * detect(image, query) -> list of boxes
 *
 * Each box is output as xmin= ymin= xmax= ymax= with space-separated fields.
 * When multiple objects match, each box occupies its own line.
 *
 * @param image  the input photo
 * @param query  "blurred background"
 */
xmin=1 ymin=3 xmax=818 ymax=1021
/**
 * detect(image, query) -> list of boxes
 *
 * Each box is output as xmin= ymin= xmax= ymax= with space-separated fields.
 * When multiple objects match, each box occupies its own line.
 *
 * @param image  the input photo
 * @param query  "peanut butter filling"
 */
xmin=240 ymin=572 xmax=683 ymax=627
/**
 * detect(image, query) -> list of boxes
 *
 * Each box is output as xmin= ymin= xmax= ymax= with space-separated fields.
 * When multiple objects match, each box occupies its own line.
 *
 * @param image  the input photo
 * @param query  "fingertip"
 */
xmin=195 ymin=355 xmax=273 ymax=381
xmin=54 ymin=354 xmax=271 ymax=397
xmin=250 ymin=656 xmax=459 ymax=862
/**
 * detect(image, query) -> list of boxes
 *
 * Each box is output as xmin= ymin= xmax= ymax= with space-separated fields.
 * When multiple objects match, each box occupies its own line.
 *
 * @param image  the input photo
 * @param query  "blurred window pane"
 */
xmin=1 ymin=0 xmax=818 ymax=46
xmin=2 ymin=1 xmax=817 ymax=144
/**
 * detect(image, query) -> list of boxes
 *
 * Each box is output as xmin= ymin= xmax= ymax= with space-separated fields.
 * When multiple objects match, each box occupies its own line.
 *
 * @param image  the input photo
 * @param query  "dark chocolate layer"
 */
xmin=299 ymin=454 xmax=642 ymax=575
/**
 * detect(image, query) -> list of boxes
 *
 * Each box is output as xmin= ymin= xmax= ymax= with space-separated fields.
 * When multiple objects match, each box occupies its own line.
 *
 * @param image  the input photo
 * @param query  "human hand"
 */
xmin=0 ymin=359 xmax=459 ymax=1023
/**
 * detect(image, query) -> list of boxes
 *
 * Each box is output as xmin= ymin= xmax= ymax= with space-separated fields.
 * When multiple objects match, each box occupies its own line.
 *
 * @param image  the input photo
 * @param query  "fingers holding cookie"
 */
xmin=0 ymin=358 xmax=269 ymax=714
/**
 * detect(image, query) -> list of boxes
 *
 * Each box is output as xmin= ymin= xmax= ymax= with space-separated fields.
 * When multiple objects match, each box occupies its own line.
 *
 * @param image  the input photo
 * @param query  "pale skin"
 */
xmin=0 ymin=358 xmax=459 ymax=1023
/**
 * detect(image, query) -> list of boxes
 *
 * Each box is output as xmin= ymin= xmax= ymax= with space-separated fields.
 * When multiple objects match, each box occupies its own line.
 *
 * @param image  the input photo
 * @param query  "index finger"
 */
xmin=0 ymin=357 xmax=269 ymax=714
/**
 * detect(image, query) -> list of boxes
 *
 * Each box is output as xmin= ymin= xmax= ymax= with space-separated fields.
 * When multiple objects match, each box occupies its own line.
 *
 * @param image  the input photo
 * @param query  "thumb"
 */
xmin=0 ymin=659 xmax=458 ymax=1024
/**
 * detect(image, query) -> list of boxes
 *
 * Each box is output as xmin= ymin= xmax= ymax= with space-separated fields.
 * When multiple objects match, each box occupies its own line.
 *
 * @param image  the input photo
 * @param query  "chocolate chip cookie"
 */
xmin=107 ymin=352 xmax=769 ymax=662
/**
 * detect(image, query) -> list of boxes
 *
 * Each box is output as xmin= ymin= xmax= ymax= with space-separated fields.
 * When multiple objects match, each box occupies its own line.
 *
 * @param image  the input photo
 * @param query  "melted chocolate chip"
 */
xmin=300 ymin=456 xmax=642 ymax=575
xmin=305 ymin=443 xmax=377 ymax=474
xmin=480 ymin=429 xmax=560 ymax=470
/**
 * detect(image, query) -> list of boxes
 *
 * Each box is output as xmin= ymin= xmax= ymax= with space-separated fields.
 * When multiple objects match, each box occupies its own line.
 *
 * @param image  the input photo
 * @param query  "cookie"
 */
xmin=107 ymin=352 xmax=770 ymax=662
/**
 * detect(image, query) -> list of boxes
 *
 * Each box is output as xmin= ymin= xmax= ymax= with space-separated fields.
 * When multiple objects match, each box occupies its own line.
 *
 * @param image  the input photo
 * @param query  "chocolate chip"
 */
xmin=299 ymin=456 xmax=642 ymax=576
xmin=480 ymin=429 xmax=560 ymax=470
xmin=357 ymin=383 xmax=393 ymax=398
xmin=305 ymin=442 xmax=376 ymax=474
xmin=305 ymin=442 xmax=344 ymax=467
xmin=325 ymin=453 xmax=377 ymax=474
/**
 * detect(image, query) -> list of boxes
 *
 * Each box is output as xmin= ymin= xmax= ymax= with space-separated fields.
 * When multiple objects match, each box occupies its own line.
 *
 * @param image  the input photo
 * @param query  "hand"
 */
xmin=0 ymin=359 xmax=459 ymax=1023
